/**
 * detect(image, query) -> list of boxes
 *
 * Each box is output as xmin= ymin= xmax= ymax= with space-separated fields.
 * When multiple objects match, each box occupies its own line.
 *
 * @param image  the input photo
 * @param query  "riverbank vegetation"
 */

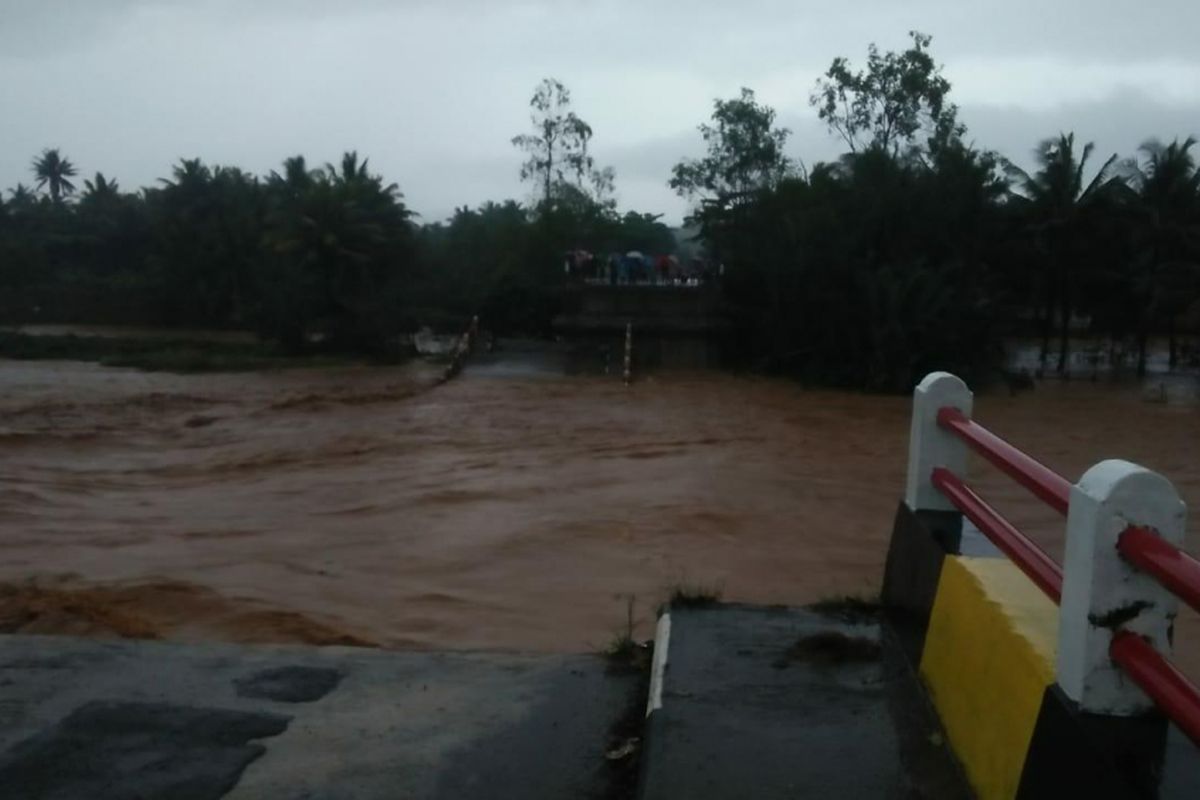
xmin=675 ymin=33 xmax=1200 ymax=390
xmin=0 ymin=331 xmax=361 ymax=373
xmin=2 ymin=34 xmax=1198 ymax=391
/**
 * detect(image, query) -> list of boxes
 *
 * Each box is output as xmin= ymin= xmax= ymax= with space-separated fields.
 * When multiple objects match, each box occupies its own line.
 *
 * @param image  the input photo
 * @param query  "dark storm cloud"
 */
xmin=2 ymin=0 xmax=1199 ymax=222
xmin=960 ymin=89 xmax=1200 ymax=170
xmin=8 ymin=0 xmax=1199 ymax=61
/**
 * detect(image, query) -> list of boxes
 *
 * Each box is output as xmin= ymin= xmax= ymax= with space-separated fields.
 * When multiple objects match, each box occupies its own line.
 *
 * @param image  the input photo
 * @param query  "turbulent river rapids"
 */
xmin=1 ymin=343 xmax=1197 ymax=679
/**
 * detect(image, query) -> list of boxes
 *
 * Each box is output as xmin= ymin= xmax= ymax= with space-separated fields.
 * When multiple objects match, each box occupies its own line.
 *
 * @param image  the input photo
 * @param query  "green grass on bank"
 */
xmin=0 ymin=331 xmax=374 ymax=373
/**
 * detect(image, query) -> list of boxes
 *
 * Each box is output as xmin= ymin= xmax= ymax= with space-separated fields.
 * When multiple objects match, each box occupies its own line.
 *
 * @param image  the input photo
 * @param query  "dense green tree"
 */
xmin=269 ymin=155 xmax=318 ymax=197
xmin=81 ymin=173 xmax=120 ymax=203
xmin=612 ymin=212 xmax=675 ymax=255
xmin=0 ymin=136 xmax=673 ymax=344
xmin=677 ymin=35 xmax=1011 ymax=390
xmin=512 ymin=78 xmax=614 ymax=211
xmin=1005 ymin=133 xmax=1125 ymax=374
xmin=149 ymin=159 xmax=264 ymax=325
xmin=260 ymin=152 xmax=414 ymax=350
xmin=811 ymin=31 xmax=961 ymax=156
xmin=669 ymin=88 xmax=793 ymax=204
xmin=0 ymin=184 xmax=50 ymax=299
xmin=74 ymin=173 xmax=151 ymax=282
xmin=415 ymin=201 xmax=533 ymax=325
xmin=7 ymin=183 xmax=38 ymax=211
xmin=701 ymin=140 xmax=1007 ymax=390
xmin=1124 ymin=137 xmax=1200 ymax=371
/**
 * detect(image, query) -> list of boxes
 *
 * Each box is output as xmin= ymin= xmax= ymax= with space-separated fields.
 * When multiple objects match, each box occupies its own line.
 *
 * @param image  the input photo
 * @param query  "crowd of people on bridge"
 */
xmin=563 ymin=250 xmax=719 ymax=287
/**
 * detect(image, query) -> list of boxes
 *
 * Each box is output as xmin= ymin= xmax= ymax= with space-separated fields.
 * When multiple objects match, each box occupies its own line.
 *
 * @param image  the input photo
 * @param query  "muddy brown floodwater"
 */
xmin=1 ymin=352 xmax=1197 ymax=681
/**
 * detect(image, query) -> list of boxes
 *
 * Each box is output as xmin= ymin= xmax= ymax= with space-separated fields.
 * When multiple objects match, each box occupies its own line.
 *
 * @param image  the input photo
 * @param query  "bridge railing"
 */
xmin=906 ymin=371 xmax=1200 ymax=748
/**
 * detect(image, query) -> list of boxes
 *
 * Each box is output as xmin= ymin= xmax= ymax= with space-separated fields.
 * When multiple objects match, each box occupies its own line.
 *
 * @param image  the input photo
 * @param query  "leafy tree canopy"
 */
xmin=811 ymin=31 xmax=960 ymax=157
xmin=670 ymin=88 xmax=793 ymax=204
xmin=511 ymin=78 xmax=615 ymax=212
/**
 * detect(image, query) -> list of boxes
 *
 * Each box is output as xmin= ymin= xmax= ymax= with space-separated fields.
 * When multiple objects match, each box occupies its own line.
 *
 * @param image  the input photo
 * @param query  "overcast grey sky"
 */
xmin=2 ymin=0 xmax=1199 ymax=224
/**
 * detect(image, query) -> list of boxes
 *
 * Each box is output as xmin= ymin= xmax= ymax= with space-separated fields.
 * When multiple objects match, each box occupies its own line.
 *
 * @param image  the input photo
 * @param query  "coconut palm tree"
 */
xmin=31 ymin=148 xmax=78 ymax=203
xmin=1006 ymin=133 xmax=1125 ymax=375
xmin=81 ymin=172 xmax=119 ymax=202
xmin=7 ymin=183 xmax=38 ymax=212
xmin=268 ymin=155 xmax=317 ymax=198
xmin=1126 ymin=136 xmax=1200 ymax=372
xmin=327 ymin=151 xmax=373 ymax=186
xmin=160 ymin=158 xmax=212 ymax=193
xmin=155 ymin=158 xmax=262 ymax=324
xmin=260 ymin=152 xmax=414 ymax=350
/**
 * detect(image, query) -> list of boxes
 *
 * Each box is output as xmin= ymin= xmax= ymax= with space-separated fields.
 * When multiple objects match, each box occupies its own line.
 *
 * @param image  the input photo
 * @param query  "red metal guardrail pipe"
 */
xmin=930 ymin=467 xmax=1064 ymax=603
xmin=1118 ymin=526 xmax=1200 ymax=617
xmin=936 ymin=407 xmax=1072 ymax=517
xmin=1110 ymin=631 xmax=1200 ymax=749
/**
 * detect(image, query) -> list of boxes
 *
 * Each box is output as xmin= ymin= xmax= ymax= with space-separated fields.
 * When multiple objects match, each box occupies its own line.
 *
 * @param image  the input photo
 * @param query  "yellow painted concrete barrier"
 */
xmin=920 ymin=556 xmax=1058 ymax=800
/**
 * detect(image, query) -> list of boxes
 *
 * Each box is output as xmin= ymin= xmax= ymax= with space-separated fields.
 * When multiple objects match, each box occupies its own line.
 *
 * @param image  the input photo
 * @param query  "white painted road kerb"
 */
xmin=646 ymin=612 xmax=671 ymax=717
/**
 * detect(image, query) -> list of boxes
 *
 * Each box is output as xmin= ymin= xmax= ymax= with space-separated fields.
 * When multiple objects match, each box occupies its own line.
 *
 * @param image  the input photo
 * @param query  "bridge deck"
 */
xmin=638 ymin=604 xmax=971 ymax=799
xmin=0 ymin=634 xmax=639 ymax=799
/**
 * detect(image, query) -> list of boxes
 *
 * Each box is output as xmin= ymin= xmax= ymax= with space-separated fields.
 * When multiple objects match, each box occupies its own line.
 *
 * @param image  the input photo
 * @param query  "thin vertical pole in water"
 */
xmin=440 ymin=316 xmax=479 ymax=384
xmin=624 ymin=322 xmax=633 ymax=385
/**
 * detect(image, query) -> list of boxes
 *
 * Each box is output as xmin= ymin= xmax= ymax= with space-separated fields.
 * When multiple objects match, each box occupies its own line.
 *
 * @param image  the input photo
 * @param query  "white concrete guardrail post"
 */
xmin=1058 ymin=460 xmax=1187 ymax=713
xmin=905 ymin=372 xmax=973 ymax=514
